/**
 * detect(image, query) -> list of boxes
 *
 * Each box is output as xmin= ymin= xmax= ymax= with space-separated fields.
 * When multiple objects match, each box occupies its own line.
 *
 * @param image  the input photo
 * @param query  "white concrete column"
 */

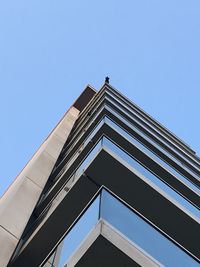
xmin=0 ymin=106 xmax=79 ymax=267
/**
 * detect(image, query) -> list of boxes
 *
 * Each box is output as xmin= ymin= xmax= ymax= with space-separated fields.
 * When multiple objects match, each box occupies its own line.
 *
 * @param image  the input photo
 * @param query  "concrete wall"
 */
xmin=0 ymin=106 xmax=79 ymax=267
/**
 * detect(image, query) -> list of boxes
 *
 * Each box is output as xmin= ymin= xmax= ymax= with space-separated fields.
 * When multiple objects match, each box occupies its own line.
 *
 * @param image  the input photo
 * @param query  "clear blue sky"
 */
xmin=0 ymin=0 xmax=200 ymax=196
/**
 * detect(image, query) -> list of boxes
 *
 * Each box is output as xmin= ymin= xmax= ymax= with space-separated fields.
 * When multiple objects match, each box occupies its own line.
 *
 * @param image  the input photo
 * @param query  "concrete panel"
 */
xmin=43 ymin=244 xmax=63 ymax=267
xmin=0 ymin=227 xmax=18 ymax=267
xmin=42 ymin=262 xmax=52 ymax=267
xmin=101 ymin=221 xmax=162 ymax=267
xmin=0 ymin=106 xmax=79 ymax=266
xmin=66 ymin=220 xmax=161 ymax=267
xmin=25 ymin=151 xmax=56 ymax=189
xmin=55 ymin=107 xmax=79 ymax=142
xmin=0 ymin=177 xmax=42 ymax=238
xmin=10 ymin=178 xmax=99 ymax=267
xmin=53 ymin=241 xmax=64 ymax=267
xmin=45 ymin=134 xmax=64 ymax=160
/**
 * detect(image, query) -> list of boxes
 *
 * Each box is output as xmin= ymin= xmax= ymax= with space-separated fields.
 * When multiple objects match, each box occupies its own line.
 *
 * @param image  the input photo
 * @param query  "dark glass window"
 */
xmin=44 ymin=189 xmax=199 ymax=267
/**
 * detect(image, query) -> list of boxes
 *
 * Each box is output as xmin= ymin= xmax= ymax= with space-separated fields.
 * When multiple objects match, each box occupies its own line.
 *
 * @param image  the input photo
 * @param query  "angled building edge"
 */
xmin=0 ymin=81 xmax=199 ymax=267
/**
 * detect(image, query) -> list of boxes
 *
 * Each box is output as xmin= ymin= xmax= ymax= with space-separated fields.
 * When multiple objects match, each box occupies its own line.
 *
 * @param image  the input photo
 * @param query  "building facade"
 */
xmin=0 ymin=82 xmax=200 ymax=267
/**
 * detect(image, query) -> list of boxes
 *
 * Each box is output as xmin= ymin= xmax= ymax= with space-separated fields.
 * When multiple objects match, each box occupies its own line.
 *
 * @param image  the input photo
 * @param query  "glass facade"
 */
xmin=102 ymin=137 xmax=200 ymax=219
xmin=104 ymin=115 xmax=200 ymax=194
xmin=11 ymin=85 xmax=199 ymax=267
xmin=45 ymin=113 xmax=199 ymax=208
xmin=51 ymin=129 xmax=199 ymax=220
xmin=105 ymin=102 xmax=199 ymax=178
xmin=56 ymin=196 xmax=100 ymax=267
xmin=106 ymin=92 xmax=200 ymax=171
xmin=47 ymin=189 xmax=199 ymax=267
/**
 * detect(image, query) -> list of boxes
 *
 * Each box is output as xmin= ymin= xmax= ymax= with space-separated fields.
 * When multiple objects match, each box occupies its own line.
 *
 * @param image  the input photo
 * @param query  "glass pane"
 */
xmin=106 ymin=93 xmax=200 ymax=171
xmin=105 ymin=110 xmax=200 ymax=193
xmin=74 ymin=139 xmax=102 ymax=179
xmin=101 ymin=190 xmax=199 ymax=267
xmin=57 ymin=118 xmax=105 ymax=178
xmin=106 ymin=103 xmax=198 ymax=179
xmin=57 ymin=195 xmax=100 ymax=267
xmin=102 ymin=137 xmax=200 ymax=220
xmin=46 ymin=138 xmax=102 ymax=198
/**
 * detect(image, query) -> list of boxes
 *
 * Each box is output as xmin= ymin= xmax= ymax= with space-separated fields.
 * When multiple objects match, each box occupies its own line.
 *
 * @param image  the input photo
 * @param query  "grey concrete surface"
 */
xmin=0 ymin=106 xmax=79 ymax=267
xmin=66 ymin=220 xmax=162 ymax=267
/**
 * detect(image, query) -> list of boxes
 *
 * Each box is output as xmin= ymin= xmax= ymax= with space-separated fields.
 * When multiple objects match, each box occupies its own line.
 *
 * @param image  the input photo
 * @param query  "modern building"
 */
xmin=0 ymin=80 xmax=200 ymax=267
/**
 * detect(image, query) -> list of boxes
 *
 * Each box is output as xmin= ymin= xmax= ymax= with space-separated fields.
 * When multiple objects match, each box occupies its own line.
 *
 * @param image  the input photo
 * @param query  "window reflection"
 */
xmin=105 ymin=108 xmax=200 ymax=191
xmin=46 ymin=130 xmax=200 ymax=223
xmin=45 ymin=189 xmax=198 ymax=267
xmin=106 ymin=93 xmax=200 ymax=173
xmin=102 ymin=137 xmax=200 ymax=220
xmin=101 ymin=190 xmax=199 ymax=267
xmin=47 ymin=112 xmax=199 ymax=202
xmin=56 ymin=195 xmax=100 ymax=267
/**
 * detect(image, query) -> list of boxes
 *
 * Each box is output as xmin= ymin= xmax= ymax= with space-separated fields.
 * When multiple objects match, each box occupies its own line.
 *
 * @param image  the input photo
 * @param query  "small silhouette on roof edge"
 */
xmin=105 ymin=76 xmax=110 ymax=84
